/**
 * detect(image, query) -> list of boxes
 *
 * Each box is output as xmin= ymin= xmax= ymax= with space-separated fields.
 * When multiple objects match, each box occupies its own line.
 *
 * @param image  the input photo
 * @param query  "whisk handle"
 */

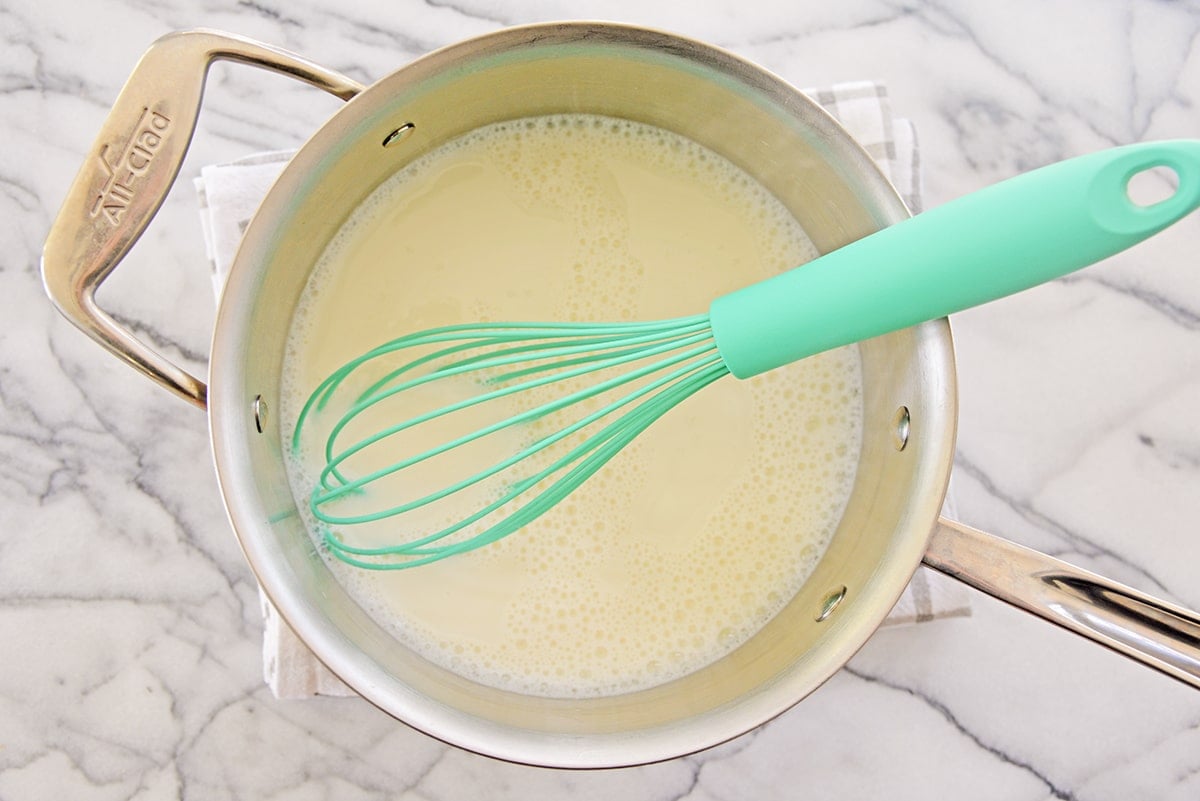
xmin=710 ymin=140 xmax=1200 ymax=378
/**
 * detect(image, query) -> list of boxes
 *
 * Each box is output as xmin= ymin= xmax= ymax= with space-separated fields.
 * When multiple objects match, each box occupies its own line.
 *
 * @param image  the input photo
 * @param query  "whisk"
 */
xmin=293 ymin=140 xmax=1200 ymax=569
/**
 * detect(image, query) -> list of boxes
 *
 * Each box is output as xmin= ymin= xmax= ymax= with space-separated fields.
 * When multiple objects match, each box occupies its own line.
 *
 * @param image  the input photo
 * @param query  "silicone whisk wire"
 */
xmin=291 ymin=314 xmax=730 ymax=569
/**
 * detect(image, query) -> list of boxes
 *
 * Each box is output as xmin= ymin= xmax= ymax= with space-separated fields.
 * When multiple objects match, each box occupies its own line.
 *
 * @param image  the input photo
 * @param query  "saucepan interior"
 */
xmin=209 ymin=22 xmax=956 ymax=767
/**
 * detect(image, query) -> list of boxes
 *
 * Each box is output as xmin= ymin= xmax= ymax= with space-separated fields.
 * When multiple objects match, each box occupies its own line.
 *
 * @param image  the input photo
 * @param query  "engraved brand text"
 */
xmin=91 ymin=108 xmax=172 ymax=225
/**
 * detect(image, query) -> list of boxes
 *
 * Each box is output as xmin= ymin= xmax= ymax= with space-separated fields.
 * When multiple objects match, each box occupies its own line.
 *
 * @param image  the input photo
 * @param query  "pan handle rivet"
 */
xmin=816 ymin=585 xmax=847 ymax=622
xmin=382 ymin=122 xmax=416 ymax=148
xmin=892 ymin=405 xmax=910 ymax=451
xmin=253 ymin=395 xmax=269 ymax=434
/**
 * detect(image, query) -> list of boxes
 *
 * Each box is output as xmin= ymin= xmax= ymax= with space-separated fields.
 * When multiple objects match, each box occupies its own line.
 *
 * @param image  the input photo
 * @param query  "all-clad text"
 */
xmin=90 ymin=108 xmax=171 ymax=226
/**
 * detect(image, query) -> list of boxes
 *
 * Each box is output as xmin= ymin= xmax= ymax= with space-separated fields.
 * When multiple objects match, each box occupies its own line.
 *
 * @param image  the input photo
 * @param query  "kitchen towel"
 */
xmin=196 ymin=80 xmax=968 ymax=700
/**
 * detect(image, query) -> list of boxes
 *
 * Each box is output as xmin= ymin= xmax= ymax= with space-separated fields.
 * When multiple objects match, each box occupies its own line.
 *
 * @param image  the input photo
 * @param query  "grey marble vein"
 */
xmin=951 ymin=450 xmax=1182 ymax=599
xmin=1060 ymin=271 xmax=1200 ymax=330
xmin=844 ymin=665 xmax=1078 ymax=801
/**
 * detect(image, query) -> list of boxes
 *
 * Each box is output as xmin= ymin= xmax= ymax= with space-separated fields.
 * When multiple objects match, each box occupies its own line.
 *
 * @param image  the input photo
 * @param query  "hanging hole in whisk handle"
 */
xmin=1089 ymin=140 xmax=1200 ymax=237
xmin=1125 ymin=164 xmax=1180 ymax=208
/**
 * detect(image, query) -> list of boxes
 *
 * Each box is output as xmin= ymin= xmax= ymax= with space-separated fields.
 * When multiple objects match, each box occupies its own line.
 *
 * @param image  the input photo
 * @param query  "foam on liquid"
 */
xmin=282 ymin=115 xmax=863 ymax=698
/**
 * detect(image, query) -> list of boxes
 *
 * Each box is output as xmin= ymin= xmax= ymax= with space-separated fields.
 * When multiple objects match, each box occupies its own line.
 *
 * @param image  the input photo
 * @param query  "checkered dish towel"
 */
xmin=196 ymin=80 xmax=969 ymax=700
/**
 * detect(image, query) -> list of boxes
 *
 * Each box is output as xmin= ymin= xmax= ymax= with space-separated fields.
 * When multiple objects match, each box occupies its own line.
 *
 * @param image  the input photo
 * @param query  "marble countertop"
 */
xmin=5 ymin=1 xmax=1200 ymax=798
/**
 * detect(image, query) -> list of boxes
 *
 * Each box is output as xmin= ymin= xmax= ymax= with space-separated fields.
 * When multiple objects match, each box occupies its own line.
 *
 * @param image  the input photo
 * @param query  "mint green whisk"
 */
xmin=294 ymin=140 xmax=1200 ymax=569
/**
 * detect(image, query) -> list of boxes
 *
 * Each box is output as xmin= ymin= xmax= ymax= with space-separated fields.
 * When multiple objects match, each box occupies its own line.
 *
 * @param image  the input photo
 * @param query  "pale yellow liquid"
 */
xmin=283 ymin=115 xmax=863 ymax=697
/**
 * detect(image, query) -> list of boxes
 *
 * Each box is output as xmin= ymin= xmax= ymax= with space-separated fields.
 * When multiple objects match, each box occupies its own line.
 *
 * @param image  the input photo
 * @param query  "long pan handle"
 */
xmin=924 ymin=517 xmax=1200 ymax=689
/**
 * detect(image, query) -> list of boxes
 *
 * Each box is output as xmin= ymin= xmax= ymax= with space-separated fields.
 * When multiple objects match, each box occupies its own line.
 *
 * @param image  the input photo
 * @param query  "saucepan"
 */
xmin=41 ymin=23 xmax=1200 ymax=768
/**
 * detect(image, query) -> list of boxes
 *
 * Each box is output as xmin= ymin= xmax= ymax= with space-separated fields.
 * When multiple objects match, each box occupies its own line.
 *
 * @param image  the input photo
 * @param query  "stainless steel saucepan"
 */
xmin=41 ymin=23 xmax=1200 ymax=768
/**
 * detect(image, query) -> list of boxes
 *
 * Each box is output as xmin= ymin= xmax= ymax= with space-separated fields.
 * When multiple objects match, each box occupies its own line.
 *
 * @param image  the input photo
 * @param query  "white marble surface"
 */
xmin=5 ymin=0 xmax=1200 ymax=798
